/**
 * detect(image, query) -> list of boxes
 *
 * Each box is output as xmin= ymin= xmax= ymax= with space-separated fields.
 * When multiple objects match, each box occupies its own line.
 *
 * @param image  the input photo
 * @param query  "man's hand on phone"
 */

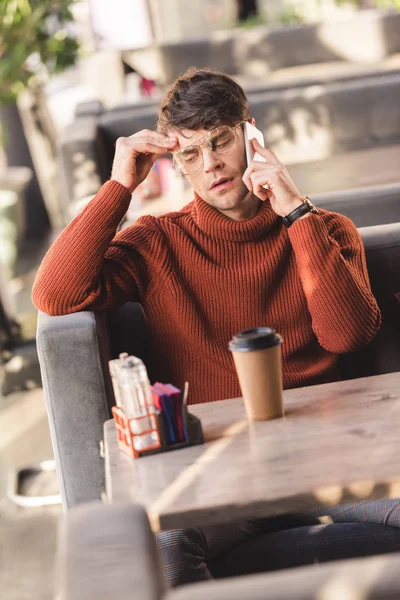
xmin=242 ymin=139 xmax=305 ymax=218
xmin=111 ymin=130 xmax=177 ymax=193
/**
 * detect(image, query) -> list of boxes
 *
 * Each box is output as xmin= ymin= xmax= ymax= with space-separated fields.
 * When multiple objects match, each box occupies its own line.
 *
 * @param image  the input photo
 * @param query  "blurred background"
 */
xmin=1 ymin=1 xmax=400 ymax=598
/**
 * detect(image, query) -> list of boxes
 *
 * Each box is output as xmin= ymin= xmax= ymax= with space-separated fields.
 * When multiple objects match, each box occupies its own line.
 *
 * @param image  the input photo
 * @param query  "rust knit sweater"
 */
xmin=32 ymin=180 xmax=381 ymax=404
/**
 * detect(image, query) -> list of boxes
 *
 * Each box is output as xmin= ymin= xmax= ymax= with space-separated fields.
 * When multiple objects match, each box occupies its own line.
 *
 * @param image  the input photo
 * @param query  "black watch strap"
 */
xmin=283 ymin=197 xmax=319 ymax=228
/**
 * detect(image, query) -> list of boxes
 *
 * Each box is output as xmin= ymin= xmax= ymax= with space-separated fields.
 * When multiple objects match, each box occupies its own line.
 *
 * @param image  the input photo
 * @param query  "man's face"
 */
xmin=170 ymin=123 xmax=254 ymax=216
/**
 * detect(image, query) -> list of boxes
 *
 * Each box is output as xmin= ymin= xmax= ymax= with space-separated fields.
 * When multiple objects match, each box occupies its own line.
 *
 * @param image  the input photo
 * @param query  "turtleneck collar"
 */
xmin=191 ymin=192 xmax=279 ymax=242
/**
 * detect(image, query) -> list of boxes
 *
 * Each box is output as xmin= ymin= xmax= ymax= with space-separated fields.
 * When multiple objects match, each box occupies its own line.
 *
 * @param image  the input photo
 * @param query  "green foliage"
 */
xmin=374 ymin=0 xmax=400 ymax=9
xmin=234 ymin=13 xmax=267 ymax=28
xmin=0 ymin=0 xmax=80 ymax=105
xmin=333 ymin=0 xmax=400 ymax=8
xmin=234 ymin=3 xmax=305 ymax=28
xmin=276 ymin=5 xmax=304 ymax=24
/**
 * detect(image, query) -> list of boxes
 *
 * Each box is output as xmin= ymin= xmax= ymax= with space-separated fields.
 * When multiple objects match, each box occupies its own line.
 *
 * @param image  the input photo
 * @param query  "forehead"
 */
xmin=170 ymin=124 xmax=236 ymax=151
xmin=169 ymin=127 xmax=210 ymax=150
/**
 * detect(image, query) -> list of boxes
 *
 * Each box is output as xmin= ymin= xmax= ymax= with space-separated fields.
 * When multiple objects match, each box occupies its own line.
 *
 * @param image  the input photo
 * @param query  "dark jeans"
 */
xmin=157 ymin=500 xmax=400 ymax=587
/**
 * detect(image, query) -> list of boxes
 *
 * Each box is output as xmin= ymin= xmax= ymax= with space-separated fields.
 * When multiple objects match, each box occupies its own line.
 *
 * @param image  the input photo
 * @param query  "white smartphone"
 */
xmin=244 ymin=122 xmax=266 ymax=166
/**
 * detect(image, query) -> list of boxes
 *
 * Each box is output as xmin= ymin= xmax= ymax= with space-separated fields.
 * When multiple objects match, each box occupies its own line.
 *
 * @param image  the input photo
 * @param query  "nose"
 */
xmin=202 ymin=146 xmax=223 ymax=172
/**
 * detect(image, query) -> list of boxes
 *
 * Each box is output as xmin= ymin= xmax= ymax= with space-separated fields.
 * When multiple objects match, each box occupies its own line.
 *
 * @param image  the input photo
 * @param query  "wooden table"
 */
xmin=104 ymin=372 xmax=400 ymax=532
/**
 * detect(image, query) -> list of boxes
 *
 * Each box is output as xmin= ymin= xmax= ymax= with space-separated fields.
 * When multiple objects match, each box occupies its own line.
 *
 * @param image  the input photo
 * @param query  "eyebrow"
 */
xmin=176 ymin=125 xmax=232 ymax=154
xmin=182 ymin=131 xmax=209 ymax=150
xmin=181 ymin=146 xmax=199 ymax=154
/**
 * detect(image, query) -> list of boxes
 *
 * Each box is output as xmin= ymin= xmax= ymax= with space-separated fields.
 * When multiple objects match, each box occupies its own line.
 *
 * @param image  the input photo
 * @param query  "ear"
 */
xmin=249 ymin=117 xmax=256 ymax=127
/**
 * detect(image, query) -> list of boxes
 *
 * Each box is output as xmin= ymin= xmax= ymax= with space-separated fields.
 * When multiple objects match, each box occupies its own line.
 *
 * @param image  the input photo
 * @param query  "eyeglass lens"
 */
xmin=175 ymin=126 xmax=236 ymax=174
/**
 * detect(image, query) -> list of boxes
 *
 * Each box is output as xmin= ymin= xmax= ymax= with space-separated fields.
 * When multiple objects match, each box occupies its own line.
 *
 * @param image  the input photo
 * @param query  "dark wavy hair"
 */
xmin=157 ymin=67 xmax=250 ymax=133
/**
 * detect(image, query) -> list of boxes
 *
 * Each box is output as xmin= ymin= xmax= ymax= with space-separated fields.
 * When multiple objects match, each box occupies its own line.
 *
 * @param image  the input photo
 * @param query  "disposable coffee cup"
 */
xmin=229 ymin=327 xmax=283 ymax=422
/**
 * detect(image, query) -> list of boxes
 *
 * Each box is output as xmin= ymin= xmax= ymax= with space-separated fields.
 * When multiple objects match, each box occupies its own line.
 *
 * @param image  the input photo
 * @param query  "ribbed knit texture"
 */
xmin=32 ymin=180 xmax=381 ymax=405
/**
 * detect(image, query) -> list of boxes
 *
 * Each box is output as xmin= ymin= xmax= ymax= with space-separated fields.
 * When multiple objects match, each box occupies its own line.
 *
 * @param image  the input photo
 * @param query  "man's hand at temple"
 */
xmin=242 ymin=138 xmax=309 ymax=219
xmin=111 ymin=130 xmax=177 ymax=193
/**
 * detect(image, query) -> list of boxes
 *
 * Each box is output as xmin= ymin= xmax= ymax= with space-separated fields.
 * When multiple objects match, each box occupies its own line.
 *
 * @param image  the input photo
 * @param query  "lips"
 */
xmin=210 ymin=177 xmax=232 ymax=190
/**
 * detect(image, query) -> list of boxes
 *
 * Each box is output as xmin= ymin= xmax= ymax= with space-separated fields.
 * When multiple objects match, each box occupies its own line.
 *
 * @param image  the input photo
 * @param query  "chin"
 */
xmin=209 ymin=195 xmax=241 ymax=212
xmin=208 ymin=186 xmax=249 ymax=211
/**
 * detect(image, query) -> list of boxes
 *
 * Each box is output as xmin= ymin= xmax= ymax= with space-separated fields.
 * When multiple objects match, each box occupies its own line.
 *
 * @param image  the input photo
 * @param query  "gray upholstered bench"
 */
xmin=36 ymin=221 xmax=400 ymax=509
xmin=60 ymin=501 xmax=400 ymax=600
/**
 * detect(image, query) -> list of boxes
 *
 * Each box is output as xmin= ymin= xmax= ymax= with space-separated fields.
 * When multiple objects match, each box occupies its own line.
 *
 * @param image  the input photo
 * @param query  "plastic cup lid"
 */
xmin=229 ymin=327 xmax=282 ymax=352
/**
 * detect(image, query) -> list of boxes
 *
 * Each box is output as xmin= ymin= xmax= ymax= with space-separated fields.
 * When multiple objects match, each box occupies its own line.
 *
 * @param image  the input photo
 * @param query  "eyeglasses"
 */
xmin=173 ymin=123 xmax=241 ymax=175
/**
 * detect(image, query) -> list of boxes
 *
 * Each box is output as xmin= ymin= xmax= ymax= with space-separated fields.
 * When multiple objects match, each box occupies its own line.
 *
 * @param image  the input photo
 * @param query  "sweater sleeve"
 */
xmin=32 ymin=180 xmax=157 ymax=316
xmin=287 ymin=211 xmax=381 ymax=354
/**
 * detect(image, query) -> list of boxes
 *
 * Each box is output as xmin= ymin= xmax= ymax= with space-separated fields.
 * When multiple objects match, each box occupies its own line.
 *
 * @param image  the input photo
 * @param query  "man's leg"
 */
xmin=210 ymin=522 xmax=400 ymax=578
xmin=156 ymin=520 xmax=261 ymax=587
xmin=306 ymin=499 xmax=400 ymax=527
xmin=156 ymin=512 xmax=325 ymax=587
xmin=156 ymin=503 xmax=400 ymax=587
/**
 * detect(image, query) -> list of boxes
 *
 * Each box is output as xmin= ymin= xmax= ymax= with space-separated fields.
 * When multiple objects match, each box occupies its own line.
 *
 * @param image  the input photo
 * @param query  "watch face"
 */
xmin=304 ymin=196 xmax=320 ymax=214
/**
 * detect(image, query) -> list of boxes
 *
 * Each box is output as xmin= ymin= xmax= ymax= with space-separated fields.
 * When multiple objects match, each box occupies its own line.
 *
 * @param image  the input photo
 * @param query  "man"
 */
xmin=33 ymin=68 xmax=381 ymax=404
xmin=33 ymin=68 xmax=399 ymax=586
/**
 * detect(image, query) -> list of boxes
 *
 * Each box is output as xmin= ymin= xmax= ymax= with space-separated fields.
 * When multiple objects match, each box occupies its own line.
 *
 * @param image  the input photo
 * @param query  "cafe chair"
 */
xmin=60 ymin=501 xmax=400 ymax=600
xmin=36 ymin=221 xmax=400 ymax=511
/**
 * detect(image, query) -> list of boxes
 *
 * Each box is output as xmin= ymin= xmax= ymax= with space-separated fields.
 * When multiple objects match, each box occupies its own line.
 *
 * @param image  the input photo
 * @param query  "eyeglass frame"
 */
xmin=172 ymin=121 xmax=244 ymax=176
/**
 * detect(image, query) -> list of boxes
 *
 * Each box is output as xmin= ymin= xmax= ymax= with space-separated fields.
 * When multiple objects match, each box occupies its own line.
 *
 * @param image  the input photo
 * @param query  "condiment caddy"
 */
xmin=110 ymin=354 xmax=203 ymax=459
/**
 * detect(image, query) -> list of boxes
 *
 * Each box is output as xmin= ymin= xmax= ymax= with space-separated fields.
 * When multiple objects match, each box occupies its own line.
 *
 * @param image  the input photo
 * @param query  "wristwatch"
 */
xmin=283 ymin=196 xmax=320 ymax=228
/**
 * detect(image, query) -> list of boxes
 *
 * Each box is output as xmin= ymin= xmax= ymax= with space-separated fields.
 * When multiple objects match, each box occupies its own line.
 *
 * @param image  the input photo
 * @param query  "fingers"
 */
xmin=117 ymin=131 xmax=177 ymax=156
xmin=251 ymin=139 xmax=280 ymax=165
xmin=243 ymin=170 xmax=272 ymax=200
xmin=242 ymin=168 xmax=253 ymax=193
xmin=133 ymin=140 xmax=174 ymax=156
xmin=249 ymin=170 xmax=273 ymax=201
xmin=242 ymin=161 xmax=282 ymax=193
xmin=130 ymin=129 xmax=177 ymax=147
